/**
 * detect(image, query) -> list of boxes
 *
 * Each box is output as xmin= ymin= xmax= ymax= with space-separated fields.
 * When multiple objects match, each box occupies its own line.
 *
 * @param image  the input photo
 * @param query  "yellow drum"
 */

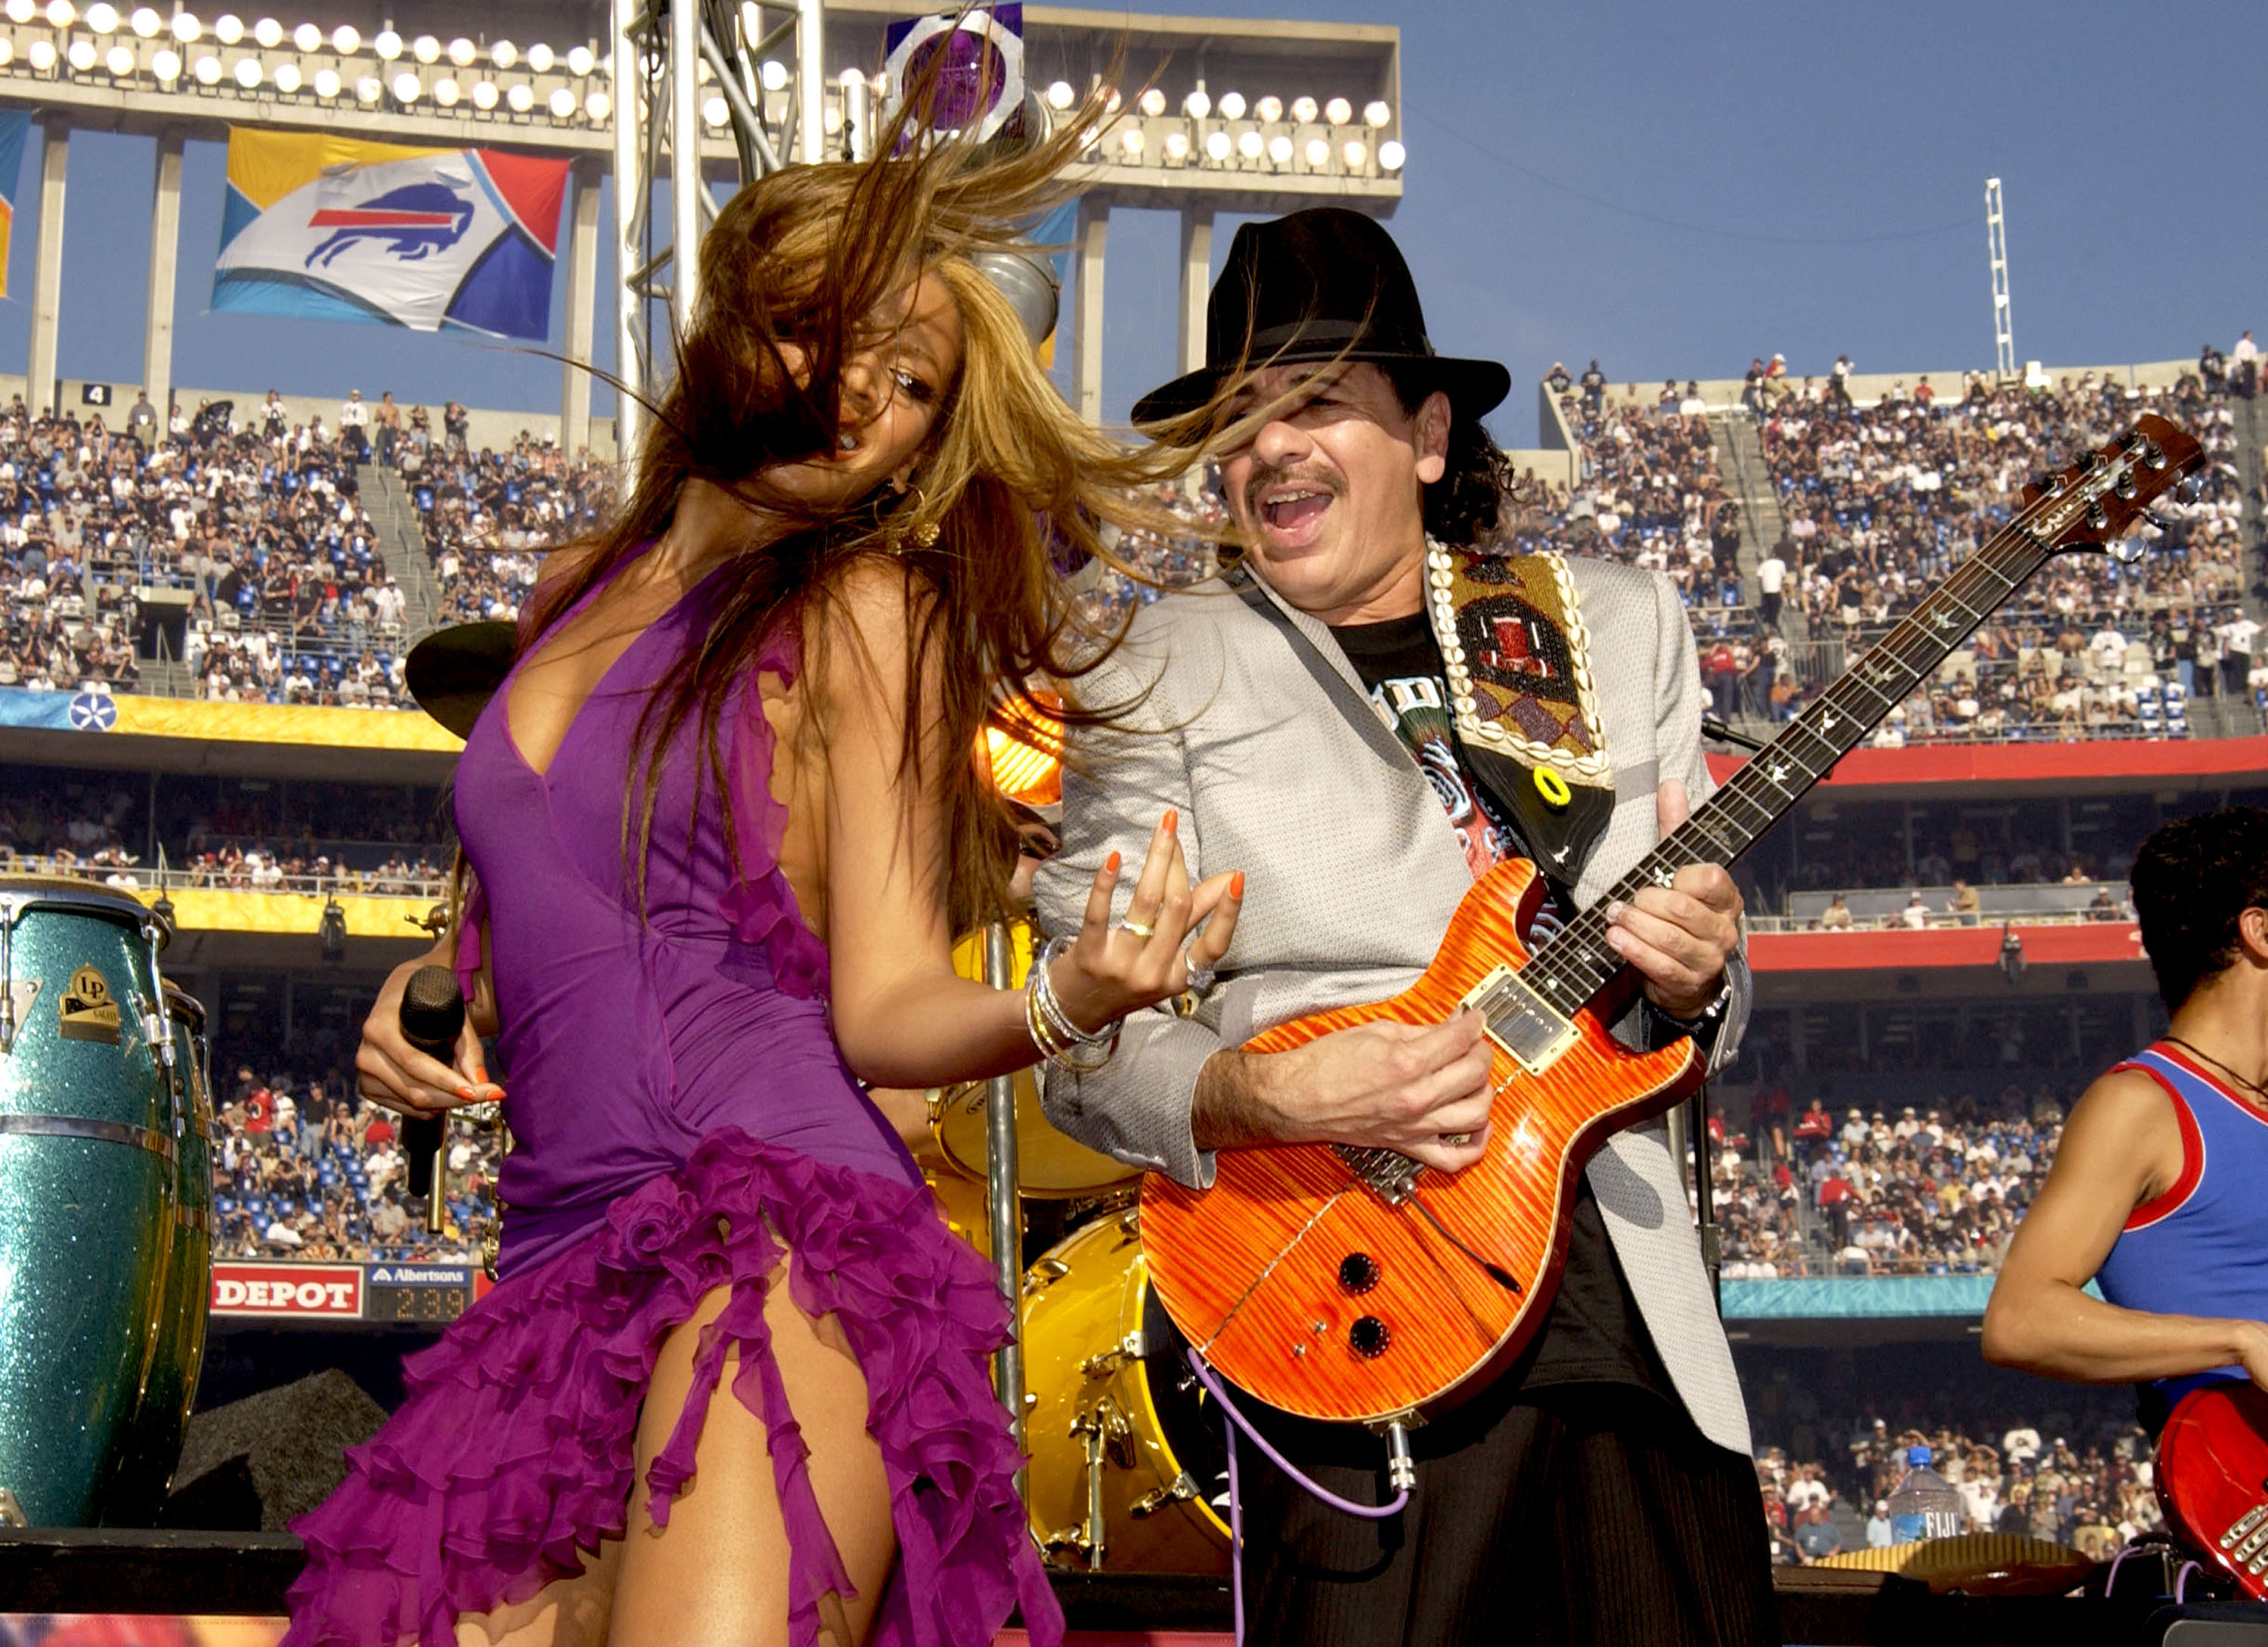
xmin=939 ymin=924 xmax=1136 ymax=1199
xmin=928 ymin=1076 xmax=1137 ymax=1199
xmin=922 ymin=1165 xmax=991 ymax=1260
xmin=1021 ymin=1209 xmax=1232 ymax=1574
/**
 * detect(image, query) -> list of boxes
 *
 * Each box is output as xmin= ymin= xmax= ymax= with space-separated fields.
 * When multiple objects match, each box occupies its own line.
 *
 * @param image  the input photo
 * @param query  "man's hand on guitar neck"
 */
xmin=1604 ymin=779 xmax=1743 ymax=1021
xmin=1191 ymin=1008 xmax=1497 ymax=1174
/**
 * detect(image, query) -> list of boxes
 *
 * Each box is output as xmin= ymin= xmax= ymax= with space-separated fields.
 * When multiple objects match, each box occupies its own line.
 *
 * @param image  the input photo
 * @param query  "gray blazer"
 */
xmin=1032 ymin=553 xmax=1754 ymax=1457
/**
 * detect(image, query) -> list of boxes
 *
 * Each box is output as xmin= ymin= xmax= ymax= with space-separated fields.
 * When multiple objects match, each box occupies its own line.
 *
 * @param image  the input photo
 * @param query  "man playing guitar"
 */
xmin=1984 ymin=805 xmax=2268 ymax=1423
xmin=1033 ymin=209 xmax=1772 ymax=1645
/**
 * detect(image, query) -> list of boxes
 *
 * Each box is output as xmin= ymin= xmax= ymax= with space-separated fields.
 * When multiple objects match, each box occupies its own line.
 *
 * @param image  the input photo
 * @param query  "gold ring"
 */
xmin=1119 ymin=917 xmax=1157 ymax=939
xmin=1438 ymin=1131 xmax=1473 ymax=1147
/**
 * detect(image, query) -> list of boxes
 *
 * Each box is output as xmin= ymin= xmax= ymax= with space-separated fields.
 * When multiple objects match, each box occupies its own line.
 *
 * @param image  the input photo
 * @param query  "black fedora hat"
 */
xmin=1129 ymin=207 xmax=1510 ymax=429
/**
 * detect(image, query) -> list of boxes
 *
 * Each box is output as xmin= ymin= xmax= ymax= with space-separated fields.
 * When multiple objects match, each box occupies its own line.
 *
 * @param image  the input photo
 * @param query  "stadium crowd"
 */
xmin=1753 ymin=1377 xmax=2164 ymax=1563
xmin=1759 ymin=370 xmax=2260 ymax=741
xmin=0 ymin=767 xmax=454 ymax=898
xmin=1519 ymin=382 xmax=1744 ymax=610
xmin=10 ymin=346 xmax=2259 ymax=749
xmin=0 ymin=391 xmax=426 ymax=704
xmin=1706 ymin=1084 xmax=2067 ymax=1280
xmin=1538 ymin=344 xmax=2267 ymax=743
xmin=1074 ymin=478 xmax=1226 ymax=627
xmin=210 ymin=1047 xmax=499 ymax=1265
xmin=405 ymin=432 xmax=612 ymax=626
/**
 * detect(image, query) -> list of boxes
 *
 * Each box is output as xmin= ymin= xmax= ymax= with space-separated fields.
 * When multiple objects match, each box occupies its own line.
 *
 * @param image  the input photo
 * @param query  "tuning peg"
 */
xmin=2143 ymin=439 xmax=2167 ymax=471
xmin=2115 ymin=471 xmax=2139 ymax=500
xmin=2174 ymin=474 xmax=2203 ymax=505
xmin=2079 ymin=448 xmax=2102 ymax=472
xmin=2087 ymin=501 xmax=2110 ymax=531
xmin=2037 ymin=472 xmax=2066 ymax=495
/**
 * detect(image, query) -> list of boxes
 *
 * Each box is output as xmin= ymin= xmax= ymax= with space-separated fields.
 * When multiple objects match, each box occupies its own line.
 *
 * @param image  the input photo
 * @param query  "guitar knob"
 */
xmin=1348 ymin=1316 xmax=1390 ymax=1358
xmin=2174 ymin=475 xmax=2203 ymax=505
xmin=1337 ymin=1252 xmax=1380 ymax=1295
xmin=2116 ymin=473 xmax=2139 ymax=500
xmin=2144 ymin=440 xmax=2168 ymax=471
xmin=2087 ymin=503 xmax=2109 ymax=532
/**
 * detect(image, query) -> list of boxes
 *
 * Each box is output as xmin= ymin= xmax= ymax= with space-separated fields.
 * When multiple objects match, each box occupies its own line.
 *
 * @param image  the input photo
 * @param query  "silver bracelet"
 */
xmin=1031 ymin=940 xmax=1095 ymax=1047
xmin=1030 ymin=935 xmax=1120 ymax=1070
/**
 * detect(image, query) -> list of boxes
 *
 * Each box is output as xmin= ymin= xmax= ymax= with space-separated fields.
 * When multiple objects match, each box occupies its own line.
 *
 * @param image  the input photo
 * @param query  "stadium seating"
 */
xmin=1708 ymin=1091 xmax=2059 ymax=1281
xmin=404 ymin=435 xmax=611 ymax=626
xmin=0 ymin=394 xmax=417 ymax=704
xmin=1755 ymin=1390 xmax=2161 ymax=1562
xmin=1526 ymin=362 xmax=2266 ymax=743
xmin=1752 ymin=371 xmax=2255 ymax=739
xmin=0 ymin=766 xmax=452 ymax=899
xmin=211 ymin=1057 xmax=498 ymax=1265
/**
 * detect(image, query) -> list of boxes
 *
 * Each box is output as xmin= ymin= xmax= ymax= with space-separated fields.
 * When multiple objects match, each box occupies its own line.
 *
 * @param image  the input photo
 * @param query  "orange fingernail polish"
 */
xmin=457 ymin=1086 xmax=476 ymax=1102
xmin=1105 ymin=850 xmax=1122 ymax=872
xmin=1164 ymin=810 xmax=1179 ymax=831
xmin=1230 ymin=871 xmax=1245 ymax=897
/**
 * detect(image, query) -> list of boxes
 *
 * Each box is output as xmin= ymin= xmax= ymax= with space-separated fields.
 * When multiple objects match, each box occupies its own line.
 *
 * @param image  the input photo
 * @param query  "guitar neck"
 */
xmin=1511 ymin=491 xmax=2069 ymax=1025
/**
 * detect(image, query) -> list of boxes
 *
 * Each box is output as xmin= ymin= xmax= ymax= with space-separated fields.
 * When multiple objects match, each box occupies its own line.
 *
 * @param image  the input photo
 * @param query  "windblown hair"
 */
xmin=2130 ymin=805 xmax=2268 ymax=1011
xmin=525 ymin=76 xmax=1201 ymax=937
xmin=1155 ymin=351 xmax=1523 ymax=557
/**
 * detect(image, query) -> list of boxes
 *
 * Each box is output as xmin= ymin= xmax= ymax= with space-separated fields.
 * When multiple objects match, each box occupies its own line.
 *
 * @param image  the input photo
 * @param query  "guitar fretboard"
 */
xmin=1500 ymin=478 xmax=2077 ymax=1032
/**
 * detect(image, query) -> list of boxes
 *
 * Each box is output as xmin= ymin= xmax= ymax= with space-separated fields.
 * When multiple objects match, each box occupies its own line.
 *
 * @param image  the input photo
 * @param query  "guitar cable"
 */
xmin=2105 ymin=1540 xmax=2202 ymax=1603
xmin=1185 ymin=1348 xmax=1414 ymax=1646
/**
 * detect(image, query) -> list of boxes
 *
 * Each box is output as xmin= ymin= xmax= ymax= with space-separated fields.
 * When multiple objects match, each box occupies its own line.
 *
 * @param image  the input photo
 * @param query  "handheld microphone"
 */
xmin=396 ymin=964 xmax=466 ymax=1233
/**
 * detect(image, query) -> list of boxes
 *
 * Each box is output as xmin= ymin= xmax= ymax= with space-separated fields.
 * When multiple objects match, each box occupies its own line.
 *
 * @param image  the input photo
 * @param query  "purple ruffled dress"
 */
xmin=284 ymin=559 xmax=1062 ymax=1647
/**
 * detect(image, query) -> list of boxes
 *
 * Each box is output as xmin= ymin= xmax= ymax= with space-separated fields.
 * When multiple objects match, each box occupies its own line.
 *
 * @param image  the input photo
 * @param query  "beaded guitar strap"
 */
xmin=1420 ymin=543 xmax=1617 ymax=881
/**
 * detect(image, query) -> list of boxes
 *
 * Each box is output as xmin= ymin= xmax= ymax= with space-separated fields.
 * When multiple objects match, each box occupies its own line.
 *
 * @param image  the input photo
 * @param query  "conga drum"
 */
xmin=108 ymin=983 xmax=215 ymax=1522
xmin=0 ymin=878 xmax=177 ymax=1525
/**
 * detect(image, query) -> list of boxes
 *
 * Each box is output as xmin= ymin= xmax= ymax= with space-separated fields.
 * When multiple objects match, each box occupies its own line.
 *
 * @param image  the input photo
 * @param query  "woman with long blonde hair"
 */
xmin=282 ymin=97 xmax=1239 ymax=1647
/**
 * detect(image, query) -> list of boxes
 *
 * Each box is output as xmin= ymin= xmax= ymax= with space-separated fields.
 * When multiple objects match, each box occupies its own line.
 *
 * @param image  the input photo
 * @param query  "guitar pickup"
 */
xmin=1462 ymin=966 xmax=1579 ymax=1074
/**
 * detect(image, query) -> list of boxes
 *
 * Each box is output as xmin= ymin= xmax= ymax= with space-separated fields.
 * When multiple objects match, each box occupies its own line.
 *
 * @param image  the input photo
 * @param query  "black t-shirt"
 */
xmin=1333 ymin=611 xmax=1673 ymax=1401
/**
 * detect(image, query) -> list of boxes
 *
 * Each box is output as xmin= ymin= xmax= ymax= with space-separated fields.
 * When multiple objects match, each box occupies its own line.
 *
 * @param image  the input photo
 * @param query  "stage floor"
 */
xmin=0 ymin=1528 xmax=2242 ymax=1645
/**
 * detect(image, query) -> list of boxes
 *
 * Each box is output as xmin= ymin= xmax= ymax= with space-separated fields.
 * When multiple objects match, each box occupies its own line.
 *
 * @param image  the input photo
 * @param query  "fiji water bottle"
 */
xmin=1885 ymin=1444 xmax=1965 ymax=1543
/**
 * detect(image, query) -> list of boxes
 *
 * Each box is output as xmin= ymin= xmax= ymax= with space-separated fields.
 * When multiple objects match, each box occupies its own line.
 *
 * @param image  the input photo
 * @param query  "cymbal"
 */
xmin=404 ymin=621 xmax=517 ymax=740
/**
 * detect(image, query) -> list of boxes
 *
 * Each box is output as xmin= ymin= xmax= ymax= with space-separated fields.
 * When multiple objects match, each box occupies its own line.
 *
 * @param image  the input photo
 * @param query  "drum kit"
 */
xmin=0 ymin=877 xmax=214 ymax=1528
xmin=927 ymin=924 xmax=1232 ymax=1576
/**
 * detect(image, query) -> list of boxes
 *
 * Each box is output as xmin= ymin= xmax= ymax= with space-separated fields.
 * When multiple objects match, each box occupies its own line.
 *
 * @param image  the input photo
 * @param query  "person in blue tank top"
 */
xmin=1984 ymin=806 xmax=2268 ymax=1432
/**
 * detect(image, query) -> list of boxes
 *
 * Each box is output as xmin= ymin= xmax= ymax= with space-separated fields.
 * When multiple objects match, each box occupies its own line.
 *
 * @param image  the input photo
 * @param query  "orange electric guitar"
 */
xmin=1139 ymin=413 xmax=2207 ymax=1425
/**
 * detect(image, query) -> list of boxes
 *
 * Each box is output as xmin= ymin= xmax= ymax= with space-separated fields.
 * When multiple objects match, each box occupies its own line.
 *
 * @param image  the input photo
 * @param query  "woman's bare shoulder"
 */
xmin=810 ymin=555 xmax=941 ymax=686
xmin=531 ymin=538 xmax=603 ymax=594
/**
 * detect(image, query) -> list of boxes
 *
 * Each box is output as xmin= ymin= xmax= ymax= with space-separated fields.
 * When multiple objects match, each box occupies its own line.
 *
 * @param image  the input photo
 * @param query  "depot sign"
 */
xmin=211 ymin=1263 xmax=364 ymax=1318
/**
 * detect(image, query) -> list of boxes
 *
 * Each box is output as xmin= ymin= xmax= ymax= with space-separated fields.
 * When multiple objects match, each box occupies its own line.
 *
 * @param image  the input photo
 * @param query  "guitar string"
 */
xmin=1510 ymin=426 xmax=2185 ymax=1026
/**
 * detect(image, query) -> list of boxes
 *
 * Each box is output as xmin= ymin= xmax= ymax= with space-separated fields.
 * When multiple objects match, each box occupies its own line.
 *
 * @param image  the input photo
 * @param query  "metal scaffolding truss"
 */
xmin=1986 ymin=176 xmax=2014 ymax=382
xmin=609 ymin=0 xmax=827 ymax=482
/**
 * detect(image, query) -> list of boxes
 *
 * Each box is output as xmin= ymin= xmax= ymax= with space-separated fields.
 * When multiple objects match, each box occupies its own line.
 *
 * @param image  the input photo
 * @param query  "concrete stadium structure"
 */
xmin=0 ymin=0 xmax=1403 ymax=441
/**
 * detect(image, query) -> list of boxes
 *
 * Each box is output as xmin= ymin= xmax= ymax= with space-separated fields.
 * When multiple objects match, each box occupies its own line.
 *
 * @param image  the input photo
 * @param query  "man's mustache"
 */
xmin=1241 ymin=462 xmax=1340 ymax=519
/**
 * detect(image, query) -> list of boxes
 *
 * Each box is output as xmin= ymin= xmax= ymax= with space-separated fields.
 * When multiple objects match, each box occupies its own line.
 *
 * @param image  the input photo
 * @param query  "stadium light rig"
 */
xmin=0 ymin=8 xmax=1404 ymax=178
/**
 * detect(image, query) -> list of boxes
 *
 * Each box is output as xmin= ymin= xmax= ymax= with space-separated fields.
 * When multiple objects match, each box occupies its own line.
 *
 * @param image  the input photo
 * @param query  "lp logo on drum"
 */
xmin=58 ymin=964 xmax=122 ymax=1045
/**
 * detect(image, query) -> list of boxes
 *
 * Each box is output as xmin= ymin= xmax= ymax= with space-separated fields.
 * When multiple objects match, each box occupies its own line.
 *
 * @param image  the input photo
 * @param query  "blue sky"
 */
xmin=5 ymin=0 xmax=2263 ymax=447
